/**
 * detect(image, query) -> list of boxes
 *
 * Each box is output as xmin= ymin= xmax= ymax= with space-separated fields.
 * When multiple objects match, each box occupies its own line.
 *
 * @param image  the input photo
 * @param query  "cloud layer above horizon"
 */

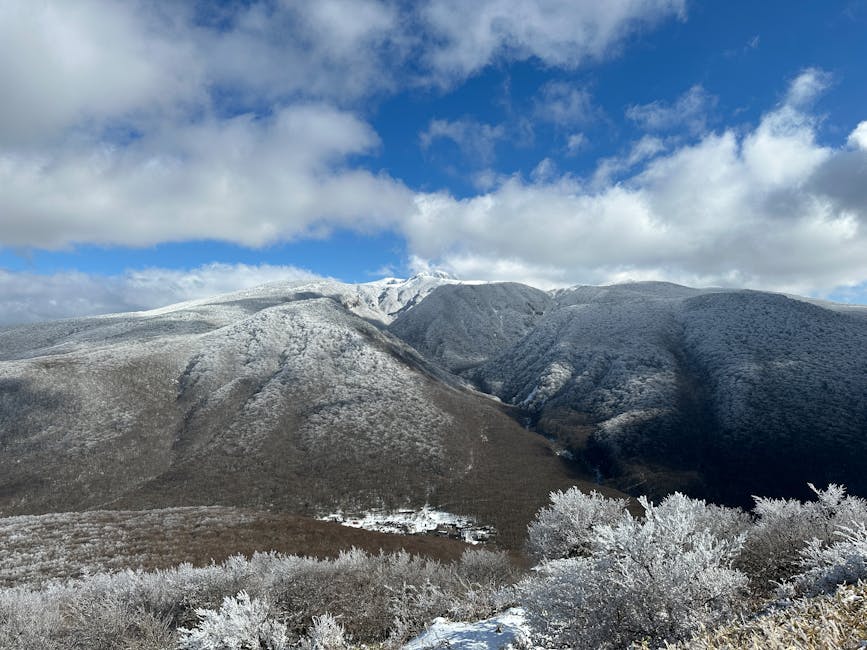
xmin=1 ymin=0 xmax=867 ymax=321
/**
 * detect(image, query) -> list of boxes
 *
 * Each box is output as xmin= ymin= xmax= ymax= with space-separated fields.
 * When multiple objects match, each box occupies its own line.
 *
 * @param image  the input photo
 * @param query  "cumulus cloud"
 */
xmin=0 ymin=0 xmax=404 ymax=145
xmin=592 ymin=135 xmax=667 ymax=186
xmin=420 ymin=0 xmax=687 ymax=82
xmin=785 ymin=67 xmax=832 ymax=107
xmin=0 ymin=0 xmax=688 ymax=251
xmin=405 ymin=71 xmax=867 ymax=297
xmin=0 ymin=263 xmax=322 ymax=326
xmin=626 ymin=85 xmax=717 ymax=133
xmin=849 ymin=121 xmax=867 ymax=150
xmin=0 ymin=106 xmax=414 ymax=248
xmin=0 ymin=0 xmax=201 ymax=146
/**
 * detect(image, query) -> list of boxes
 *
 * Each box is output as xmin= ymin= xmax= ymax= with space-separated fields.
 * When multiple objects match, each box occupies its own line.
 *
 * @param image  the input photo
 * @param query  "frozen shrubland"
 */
xmin=737 ymin=482 xmax=867 ymax=593
xmin=0 ymin=547 xmax=516 ymax=650
xmin=3 ymin=485 xmax=867 ymax=649
xmin=516 ymin=483 xmax=867 ymax=649
xmin=521 ymin=491 xmax=749 ymax=648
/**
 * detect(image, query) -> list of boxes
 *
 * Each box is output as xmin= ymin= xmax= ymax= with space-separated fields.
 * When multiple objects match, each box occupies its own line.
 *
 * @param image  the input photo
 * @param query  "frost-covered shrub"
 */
xmin=177 ymin=591 xmax=288 ymax=650
xmin=458 ymin=548 xmax=519 ymax=586
xmin=63 ymin=595 xmax=173 ymax=650
xmin=790 ymin=523 xmax=867 ymax=597
xmin=521 ymin=493 xmax=748 ymax=649
xmin=661 ymin=581 xmax=867 ymax=650
xmin=657 ymin=492 xmax=751 ymax=542
xmin=298 ymin=613 xmax=348 ymax=650
xmin=526 ymin=488 xmax=629 ymax=561
xmin=0 ymin=587 xmax=66 ymax=650
xmin=737 ymin=483 xmax=867 ymax=592
xmin=0 ymin=547 xmax=517 ymax=649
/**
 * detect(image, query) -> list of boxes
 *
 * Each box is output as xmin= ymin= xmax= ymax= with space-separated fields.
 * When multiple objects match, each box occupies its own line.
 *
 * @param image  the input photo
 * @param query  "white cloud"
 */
xmin=404 ymin=78 xmax=867 ymax=297
xmin=420 ymin=0 xmax=686 ymax=82
xmin=530 ymin=158 xmax=558 ymax=182
xmin=0 ymin=0 xmax=688 ymax=251
xmin=0 ymin=0 xmax=687 ymax=146
xmin=566 ymin=133 xmax=589 ymax=154
xmin=785 ymin=67 xmax=832 ymax=107
xmin=592 ymin=135 xmax=666 ymax=186
xmin=0 ymin=263 xmax=322 ymax=325
xmin=0 ymin=0 xmax=201 ymax=146
xmin=197 ymin=0 xmax=406 ymax=103
xmin=0 ymin=106 xmax=414 ymax=248
xmin=0 ymin=0 xmax=404 ymax=146
xmin=420 ymin=118 xmax=506 ymax=163
xmin=534 ymin=82 xmax=595 ymax=125
xmin=625 ymin=85 xmax=716 ymax=133
xmin=849 ymin=121 xmax=867 ymax=151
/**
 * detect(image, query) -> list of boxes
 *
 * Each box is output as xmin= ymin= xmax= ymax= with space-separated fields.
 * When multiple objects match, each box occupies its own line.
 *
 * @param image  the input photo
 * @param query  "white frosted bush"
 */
xmin=298 ymin=613 xmax=348 ymax=650
xmin=738 ymin=483 xmax=867 ymax=591
xmin=177 ymin=591 xmax=288 ymax=650
xmin=526 ymin=487 xmax=629 ymax=561
xmin=522 ymin=492 xmax=748 ymax=648
xmin=790 ymin=523 xmax=867 ymax=596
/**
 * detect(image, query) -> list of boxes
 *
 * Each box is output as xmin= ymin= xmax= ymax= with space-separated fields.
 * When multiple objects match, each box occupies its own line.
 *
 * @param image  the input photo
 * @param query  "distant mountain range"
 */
xmin=1 ymin=273 xmax=865 ymax=541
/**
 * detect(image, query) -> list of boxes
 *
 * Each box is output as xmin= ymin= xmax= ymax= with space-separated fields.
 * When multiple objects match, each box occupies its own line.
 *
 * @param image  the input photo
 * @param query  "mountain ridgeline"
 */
xmin=0 ymin=274 xmax=604 ymax=549
xmin=0 ymin=274 xmax=865 ymax=535
xmin=389 ymin=281 xmax=867 ymax=505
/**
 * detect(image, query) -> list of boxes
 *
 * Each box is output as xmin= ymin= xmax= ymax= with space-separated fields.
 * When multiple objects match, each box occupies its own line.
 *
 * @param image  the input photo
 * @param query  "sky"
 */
xmin=1 ymin=0 xmax=867 ymax=324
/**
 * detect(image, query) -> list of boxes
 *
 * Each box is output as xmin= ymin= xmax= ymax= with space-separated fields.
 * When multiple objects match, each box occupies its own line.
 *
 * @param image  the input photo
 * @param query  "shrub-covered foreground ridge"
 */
xmin=3 ymin=485 xmax=867 ymax=649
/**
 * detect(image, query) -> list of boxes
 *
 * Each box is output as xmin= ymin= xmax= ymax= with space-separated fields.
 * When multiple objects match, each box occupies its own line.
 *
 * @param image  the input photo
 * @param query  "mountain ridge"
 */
xmin=1 ymin=274 xmax=866 ymax=535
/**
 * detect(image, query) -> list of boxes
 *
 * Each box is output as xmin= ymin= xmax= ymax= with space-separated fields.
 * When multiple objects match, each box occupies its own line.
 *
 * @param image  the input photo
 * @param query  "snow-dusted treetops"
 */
xmin=1 ymin=272 xmax=866 ymax=525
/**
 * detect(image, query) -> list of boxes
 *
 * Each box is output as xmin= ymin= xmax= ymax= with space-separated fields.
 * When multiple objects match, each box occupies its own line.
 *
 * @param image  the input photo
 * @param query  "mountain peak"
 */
xmin=409 ymin=269 xmax=458 ymax=281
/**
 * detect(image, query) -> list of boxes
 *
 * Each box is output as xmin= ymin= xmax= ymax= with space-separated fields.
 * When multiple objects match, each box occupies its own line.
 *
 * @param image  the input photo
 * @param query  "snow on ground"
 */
xmin=319 ymin=506 xmax=495 ymax=544
xmin=404 ymin=608 xmax=531 ymax=649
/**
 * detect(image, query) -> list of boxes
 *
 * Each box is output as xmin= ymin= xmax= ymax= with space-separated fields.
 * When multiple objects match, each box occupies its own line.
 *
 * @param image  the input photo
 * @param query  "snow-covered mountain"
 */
xmin=390 ymin=281 xmax=867 ymax=504
xmin=388 ymin=282 xmax=551 ymax=373
xmin=0 ymin=273 xmax=594 ymax=548
xmin=2 ymin=274 xmax=865 ymax=527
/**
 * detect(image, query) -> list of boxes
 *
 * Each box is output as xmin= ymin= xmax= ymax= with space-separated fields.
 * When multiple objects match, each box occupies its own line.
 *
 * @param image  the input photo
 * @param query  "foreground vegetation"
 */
xmin=2 ymin=484 xmax=867 ymax=648
xmin=0 ymin=547 xmax=516 ymax=649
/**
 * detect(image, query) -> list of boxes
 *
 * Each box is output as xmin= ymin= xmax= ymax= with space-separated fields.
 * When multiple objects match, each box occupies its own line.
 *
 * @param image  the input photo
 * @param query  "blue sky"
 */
xmin=1 ymin=0 xmax=867 ymax=322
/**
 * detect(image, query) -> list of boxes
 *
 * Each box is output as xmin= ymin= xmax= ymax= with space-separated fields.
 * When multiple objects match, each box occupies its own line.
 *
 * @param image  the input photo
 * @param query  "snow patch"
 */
xmin=404 ymin=607 xmax=531 ymax=649
xmin=319 ymin=506 xmax=495 ymax=544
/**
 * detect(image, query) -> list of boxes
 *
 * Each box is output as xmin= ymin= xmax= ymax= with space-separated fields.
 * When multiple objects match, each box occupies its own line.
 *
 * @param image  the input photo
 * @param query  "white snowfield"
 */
xmin=319 ymin=506 xmax=495 ymax=544
xmin=404 ymin=608 xmax=531 ymax=649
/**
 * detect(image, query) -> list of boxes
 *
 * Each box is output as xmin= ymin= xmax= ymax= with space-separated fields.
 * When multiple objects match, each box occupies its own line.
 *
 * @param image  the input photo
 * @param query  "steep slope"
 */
xmin=0 ymin=277 xmax=602 ymax=548
xmin=391 ymin=281 xmax=867 ymax=505
xmin=388 ymin=283 xmax=551 ymax=373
